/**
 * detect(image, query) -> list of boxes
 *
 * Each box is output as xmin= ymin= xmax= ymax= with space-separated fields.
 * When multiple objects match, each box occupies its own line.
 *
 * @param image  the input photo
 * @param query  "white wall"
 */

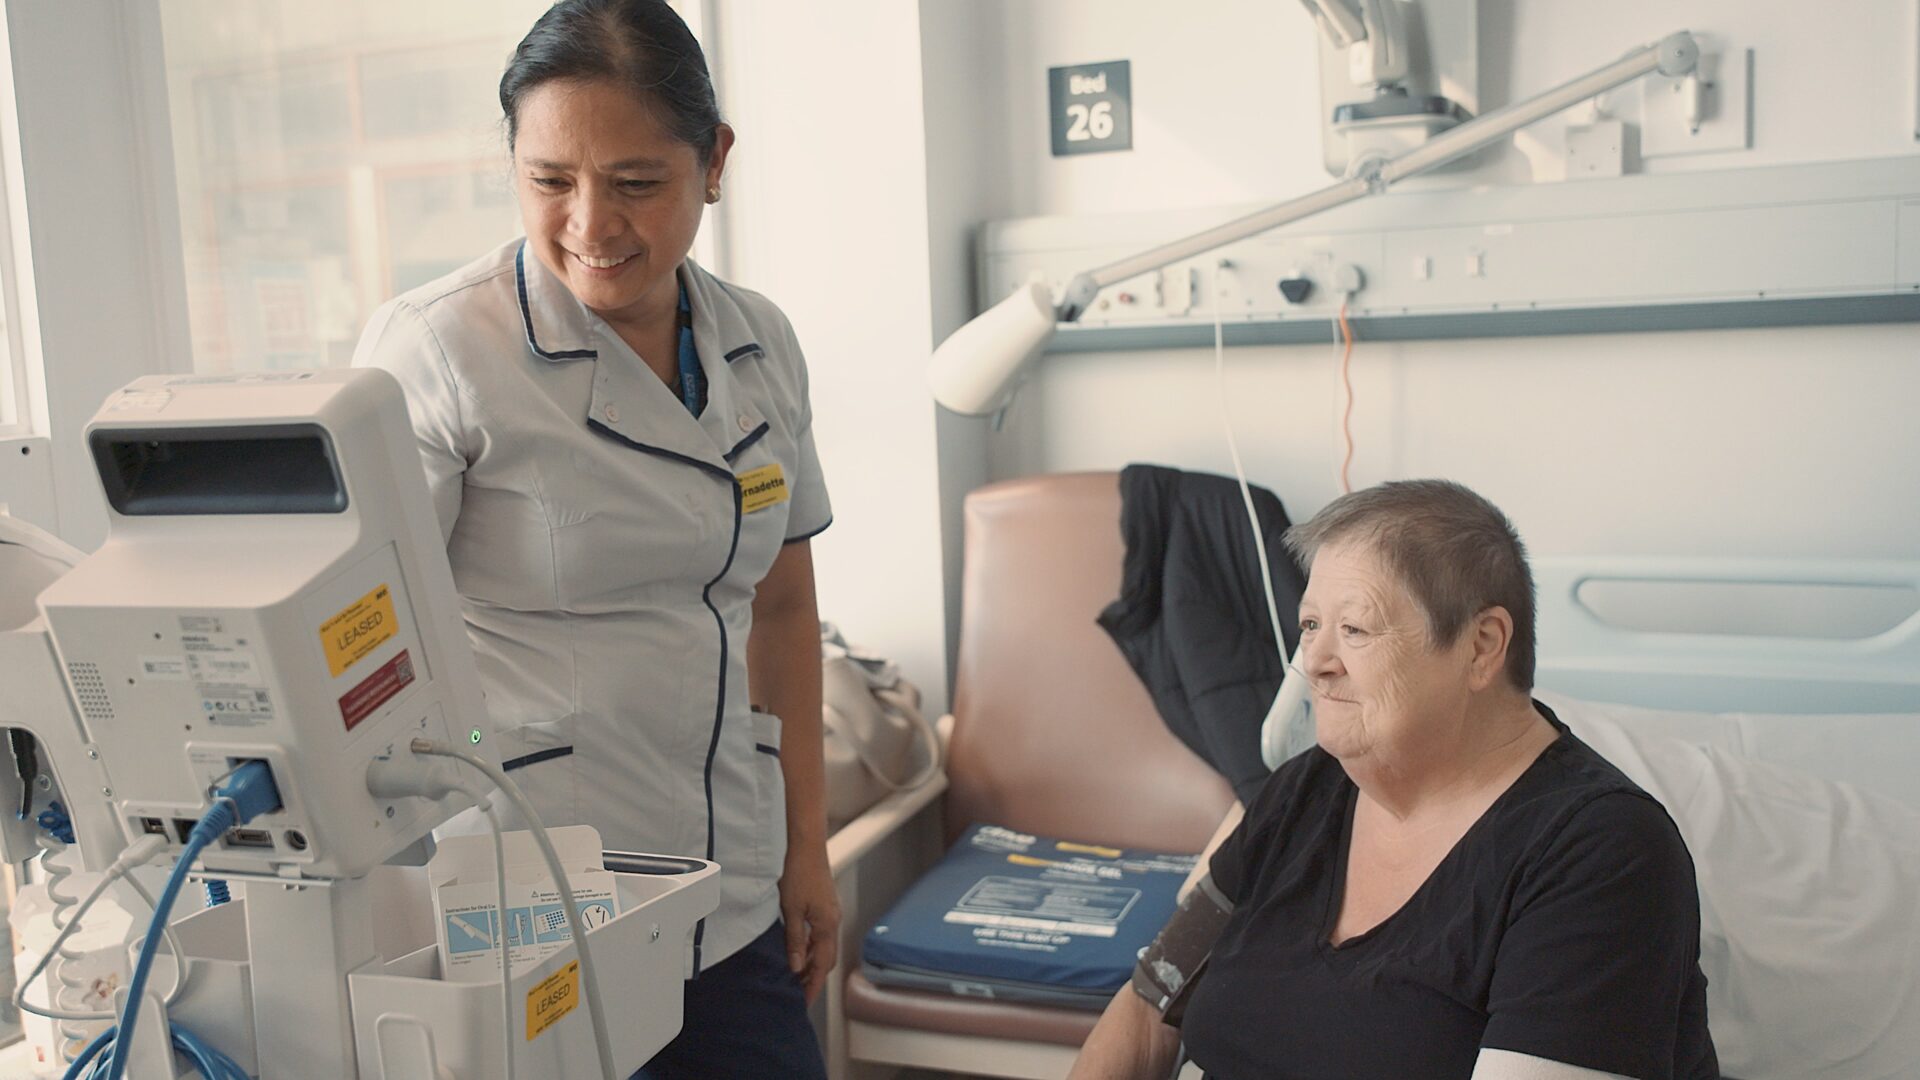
xmin=705 ymin=0 xmax=1920 ymax=704
xmin=712 ymin=0 xmax=954 ymax=711
xmin=919 ymin=0 xmax=1009 ymax=688
xmin=957 ymin=0 xmax=1920 ymax=562
xmin=996 ymin=323 xmax=1920 ymax=559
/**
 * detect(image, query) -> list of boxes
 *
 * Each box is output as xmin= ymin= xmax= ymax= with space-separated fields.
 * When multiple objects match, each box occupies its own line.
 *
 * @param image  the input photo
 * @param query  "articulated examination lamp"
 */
xmin=927 ymin=30 xmax=1701 ymax=416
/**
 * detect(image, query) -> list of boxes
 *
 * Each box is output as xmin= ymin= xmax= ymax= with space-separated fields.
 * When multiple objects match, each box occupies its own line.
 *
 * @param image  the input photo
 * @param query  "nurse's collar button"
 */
xmin=737 ymin=414 xmax=753 ymax=432
xmin=604 ymin=403 xmax=620 ymax=423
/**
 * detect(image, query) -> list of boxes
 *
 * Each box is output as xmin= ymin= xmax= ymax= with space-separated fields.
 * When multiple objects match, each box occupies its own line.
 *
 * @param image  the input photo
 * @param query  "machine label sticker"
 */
xmin=184 ymin=636 xmax=275 ymax=726
xmin=527 ymin=960 xmax=580 ymax=1041
xmin=339 ymin=650 xmax=415 ymax=731
xmin=943 ymin=876 xmax=1141 ymax=938
xmin=139 ymin=656 xmax=189 ymax=681
xmin=178 ymin=615 xmax=224 ymax=635
xmin=189 ymin=649 xmax=258 ymax=684
xmin=320 ymin=585 xmax=399 ymax=678
xmin=109 ymin=390 xmax=172 ymax=412
xmin=737 ymin=464 xmax=789 ymax=514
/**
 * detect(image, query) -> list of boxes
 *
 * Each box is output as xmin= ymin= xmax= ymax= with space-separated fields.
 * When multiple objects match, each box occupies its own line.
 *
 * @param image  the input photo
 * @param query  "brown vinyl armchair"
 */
xmin=825 ymin=472 xmax=1236 ymax=1079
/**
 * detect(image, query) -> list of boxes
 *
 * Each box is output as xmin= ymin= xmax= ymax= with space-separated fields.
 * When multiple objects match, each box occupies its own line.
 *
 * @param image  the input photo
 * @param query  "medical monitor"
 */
xmin=36 ymin=369 xmax=495 ymax=879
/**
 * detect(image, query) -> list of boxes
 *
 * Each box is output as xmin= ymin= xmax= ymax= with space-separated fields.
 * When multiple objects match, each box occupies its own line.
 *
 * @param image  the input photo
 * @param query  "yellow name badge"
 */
xmin=738 ymin=463 xmax=790 ymax=514
xmin=527 ymin=960 xmax=580 ymax=1042
xmin=319 ymin=585 xmax=398 ymax=678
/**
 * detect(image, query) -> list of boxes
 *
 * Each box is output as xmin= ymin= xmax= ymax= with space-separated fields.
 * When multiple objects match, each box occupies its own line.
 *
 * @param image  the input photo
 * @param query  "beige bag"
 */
xmin=820 ymin=622 xmax=941 ymax=831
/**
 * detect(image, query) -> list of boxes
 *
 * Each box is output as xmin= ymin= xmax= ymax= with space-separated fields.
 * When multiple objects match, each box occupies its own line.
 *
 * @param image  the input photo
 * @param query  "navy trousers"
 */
xmin=634 ymin=920 xmax=827 ymax=1080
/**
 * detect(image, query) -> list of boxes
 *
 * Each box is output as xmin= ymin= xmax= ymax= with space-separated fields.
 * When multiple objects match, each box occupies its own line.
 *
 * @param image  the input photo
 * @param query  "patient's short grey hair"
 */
xmin=1284 ymin=480 xmax=1535 ymax=691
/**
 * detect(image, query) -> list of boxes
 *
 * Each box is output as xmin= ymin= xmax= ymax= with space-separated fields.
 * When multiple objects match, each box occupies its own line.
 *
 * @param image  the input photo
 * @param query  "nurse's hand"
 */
xmin=780 ymin=842 xmax=841 ymax=1003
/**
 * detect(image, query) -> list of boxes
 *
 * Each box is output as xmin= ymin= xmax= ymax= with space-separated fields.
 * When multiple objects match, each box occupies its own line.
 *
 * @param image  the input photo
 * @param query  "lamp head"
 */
xmin=927 ymin=282 xmax=1058 ymax=416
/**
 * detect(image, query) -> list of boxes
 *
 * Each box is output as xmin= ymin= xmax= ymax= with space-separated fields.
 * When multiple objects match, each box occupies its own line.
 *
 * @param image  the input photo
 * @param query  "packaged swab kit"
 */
xmin=429 ymin=824 xmax=619 ymax=983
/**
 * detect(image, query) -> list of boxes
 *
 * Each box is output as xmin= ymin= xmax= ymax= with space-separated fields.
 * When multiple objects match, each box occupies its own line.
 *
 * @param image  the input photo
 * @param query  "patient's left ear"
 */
xmin=1465 ymin=606 xmax=1513 ymax=691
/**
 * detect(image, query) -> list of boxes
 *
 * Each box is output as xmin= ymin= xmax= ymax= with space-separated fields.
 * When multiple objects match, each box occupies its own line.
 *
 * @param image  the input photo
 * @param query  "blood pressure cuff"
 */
xmin=1129 ymin=872 xmax=1233 ymax=1025
xmin=860 ymin=824 xmax=1196 ymax=1010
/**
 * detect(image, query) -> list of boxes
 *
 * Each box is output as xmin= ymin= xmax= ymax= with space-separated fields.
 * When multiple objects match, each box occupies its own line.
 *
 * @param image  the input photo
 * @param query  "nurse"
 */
xmin=351 ymin=1 xmax=836 ymax=1075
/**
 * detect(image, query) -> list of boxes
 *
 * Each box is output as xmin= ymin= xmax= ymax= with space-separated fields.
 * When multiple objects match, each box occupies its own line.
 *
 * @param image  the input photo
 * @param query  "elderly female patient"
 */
xmin=1071 ymin=481 xmax=1717 ymax=1080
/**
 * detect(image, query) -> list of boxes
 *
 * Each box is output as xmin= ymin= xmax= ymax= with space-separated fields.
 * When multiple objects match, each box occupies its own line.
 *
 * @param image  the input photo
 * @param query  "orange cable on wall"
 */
xmin=1337 ymin=300 xmax=1355 ymax=494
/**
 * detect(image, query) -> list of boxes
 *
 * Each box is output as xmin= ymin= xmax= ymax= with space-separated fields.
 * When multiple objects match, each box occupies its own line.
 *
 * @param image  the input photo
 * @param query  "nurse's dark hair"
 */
xmin=499 ymin=0 xmax=722 ymax=162
xmin=1283 ymin=479 xmax=1536 ymax=691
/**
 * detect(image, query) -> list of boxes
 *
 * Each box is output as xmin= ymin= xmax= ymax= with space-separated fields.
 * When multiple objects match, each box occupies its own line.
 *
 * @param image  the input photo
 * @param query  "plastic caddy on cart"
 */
xmin=347 ymin=850 xmax=717 ymax=1078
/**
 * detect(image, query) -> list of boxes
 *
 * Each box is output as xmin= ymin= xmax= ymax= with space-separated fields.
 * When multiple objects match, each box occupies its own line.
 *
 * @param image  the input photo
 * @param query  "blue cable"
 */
xmin=36 ymin=799 xmax=75 ymax=844
xmin=62 ymin=1023 xmax=249 ymax=1079
xmin=101 ymin=805 xmax=222 ymax=1079
xmin=203 ymin=879 xmax=231 ymax=906
xmin=102 ymin=760 xmax=279 ymax=1080
xmin=174 ymin=1025 xmax=249 ymax=1079
xmin=60 ymin=1029 xmax=112 ymax=1080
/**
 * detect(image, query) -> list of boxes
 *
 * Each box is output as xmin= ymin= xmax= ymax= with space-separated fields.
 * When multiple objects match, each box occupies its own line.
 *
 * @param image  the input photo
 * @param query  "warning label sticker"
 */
xmin=339 ymin=649 xmax=415 ymax=731
xmin=320 ymin=585 xmax=398 ymax=678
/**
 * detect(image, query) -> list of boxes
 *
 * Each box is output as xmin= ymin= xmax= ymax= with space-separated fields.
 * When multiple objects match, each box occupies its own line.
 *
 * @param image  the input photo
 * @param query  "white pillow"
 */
xmin=1538 ymin=692 xmax=1920 ymax=1080
xmin=1531 ymin=690 xmax=1920 ymax=810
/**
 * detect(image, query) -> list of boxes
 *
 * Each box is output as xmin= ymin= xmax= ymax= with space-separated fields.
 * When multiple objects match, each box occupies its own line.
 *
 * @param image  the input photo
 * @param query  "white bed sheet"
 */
xmin=1540 ymin=691 xmax=1920 ymax=1080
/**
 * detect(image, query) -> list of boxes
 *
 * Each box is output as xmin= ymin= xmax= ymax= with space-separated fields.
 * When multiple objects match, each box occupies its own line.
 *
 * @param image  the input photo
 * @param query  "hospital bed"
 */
xmin=1523 ymin=556 xmax=1920 ymax=1080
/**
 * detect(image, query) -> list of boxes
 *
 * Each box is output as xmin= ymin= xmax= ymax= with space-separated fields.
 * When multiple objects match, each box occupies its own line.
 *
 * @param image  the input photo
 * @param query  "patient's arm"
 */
xmin=1472 ymin=1048 xmax=1632 ymax=1080
xmin=1070 ymin=804 xmax=1245 ymax=1080
xmin=1069 ymin=985 xmax=1183 ymax=1080
xmin=1180 ymin=801 xmax=1243 ymax=897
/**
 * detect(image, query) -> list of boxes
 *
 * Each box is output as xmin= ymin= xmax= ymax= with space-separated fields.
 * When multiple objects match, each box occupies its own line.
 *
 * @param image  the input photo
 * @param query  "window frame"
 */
xmin=0 ymin=17 xmax=33 ymax=440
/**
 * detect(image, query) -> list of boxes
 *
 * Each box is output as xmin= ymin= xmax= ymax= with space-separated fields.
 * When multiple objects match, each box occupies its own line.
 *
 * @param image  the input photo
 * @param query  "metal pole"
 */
xmin=1069 ymin=31 xmax=1699 ymax=310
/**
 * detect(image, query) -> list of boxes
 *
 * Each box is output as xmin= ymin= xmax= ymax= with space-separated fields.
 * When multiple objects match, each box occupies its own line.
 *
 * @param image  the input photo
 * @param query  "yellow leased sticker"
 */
xmin=527 ymin=960 xmax=581 ymax=1041
xmin=319 ymin=585 xmax=398 ymax=678
xmin=738 ymin=463 xmax=789 ymax=514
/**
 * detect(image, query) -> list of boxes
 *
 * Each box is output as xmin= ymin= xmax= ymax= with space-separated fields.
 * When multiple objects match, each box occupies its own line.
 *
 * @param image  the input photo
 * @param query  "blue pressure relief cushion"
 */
xmin=860 ymin=823 xmax=1195 ymax=1009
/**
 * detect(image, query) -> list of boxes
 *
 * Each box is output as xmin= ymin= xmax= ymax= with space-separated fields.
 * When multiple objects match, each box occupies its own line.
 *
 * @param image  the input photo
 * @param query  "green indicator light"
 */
xmin=469 ymin=729 xmax=483 ymax=745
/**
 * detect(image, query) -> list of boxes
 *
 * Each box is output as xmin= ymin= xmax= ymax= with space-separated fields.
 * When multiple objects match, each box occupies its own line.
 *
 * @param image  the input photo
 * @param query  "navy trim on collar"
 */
xmin=722 ymin=343 xmax=764 ymax=364
xmin=515 ymin=246 xmax=597 ymax=362
xmin=722 ymin=422 xmax=770 ymax=463
xmin=586 ymin=418 xmax=733 ymax=483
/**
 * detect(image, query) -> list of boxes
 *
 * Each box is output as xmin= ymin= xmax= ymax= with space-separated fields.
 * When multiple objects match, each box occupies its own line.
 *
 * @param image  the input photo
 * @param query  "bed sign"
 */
xmin=1049 ymin=60 xmax=1132 ymax=156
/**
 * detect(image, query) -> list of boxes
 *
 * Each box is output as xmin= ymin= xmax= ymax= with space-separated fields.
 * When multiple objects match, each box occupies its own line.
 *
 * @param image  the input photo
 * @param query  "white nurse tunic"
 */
xmin=353 ymin=239 xmax=831 ymax=970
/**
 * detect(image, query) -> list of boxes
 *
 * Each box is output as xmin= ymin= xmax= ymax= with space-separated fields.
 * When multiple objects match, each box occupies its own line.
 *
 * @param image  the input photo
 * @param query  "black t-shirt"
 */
xmin=1182 ymin=702 xmax=1718 ymax=1080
